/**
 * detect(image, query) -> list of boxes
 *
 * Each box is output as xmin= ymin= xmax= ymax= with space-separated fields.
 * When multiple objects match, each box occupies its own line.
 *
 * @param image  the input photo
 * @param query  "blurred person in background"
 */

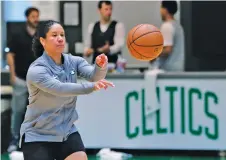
xmin=6 ymin=7 xmax=40 ymax=152
xmin=150 ymin=0 xmax=185 ymax=71
xmin=84 ymin=0 xmax=125 ymax=66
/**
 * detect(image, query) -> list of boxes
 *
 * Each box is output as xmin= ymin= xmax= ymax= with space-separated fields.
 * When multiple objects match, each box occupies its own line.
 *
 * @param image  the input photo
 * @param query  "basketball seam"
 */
xmin=131 ymin=24 xmax=145 ymax=43
xmin=130 ymin=44 xmax=144 ymax=59
xmin=127 ymin=38 xmax=144 ymax=59
xmin=133 ymin=44 xmax=163 ymax=47
xmin=130 ymin=31 xmax=161 ymax=46
xmin=129 ymin=42 xmax=157 ymax=59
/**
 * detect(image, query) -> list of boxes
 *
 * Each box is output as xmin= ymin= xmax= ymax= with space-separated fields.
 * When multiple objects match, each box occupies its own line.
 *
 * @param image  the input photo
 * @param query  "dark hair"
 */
xmin=98 ymin=0 xmax=112 ymax=9
xmin=25 ymin=7 xmax=39 ymax=17
xmin=32 ymin=20 xmax=61 ymax=58
xmin=161 ymin=1 xmax=178 ymax=15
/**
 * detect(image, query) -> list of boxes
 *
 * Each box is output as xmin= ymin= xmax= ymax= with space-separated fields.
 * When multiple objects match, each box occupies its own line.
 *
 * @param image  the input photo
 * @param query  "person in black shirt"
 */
xmin=6 ymin=7 xmax=40 ymax=153
xmin=84 ymin=0 xmax=125 ymax=65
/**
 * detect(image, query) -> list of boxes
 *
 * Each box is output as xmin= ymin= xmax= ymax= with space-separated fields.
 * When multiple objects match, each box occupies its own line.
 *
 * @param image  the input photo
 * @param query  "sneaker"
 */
xmin=7 ymin=137 xmax=19 ymax=153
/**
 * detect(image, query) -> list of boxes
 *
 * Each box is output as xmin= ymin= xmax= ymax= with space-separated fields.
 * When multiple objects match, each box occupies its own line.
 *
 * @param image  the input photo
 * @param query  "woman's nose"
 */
xmin=58 ymin=37 xmax=63 ymax=42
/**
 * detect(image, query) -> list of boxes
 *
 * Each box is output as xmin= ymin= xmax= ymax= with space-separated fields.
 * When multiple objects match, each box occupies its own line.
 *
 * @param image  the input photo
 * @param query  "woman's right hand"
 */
xmin=94 ymin=79 xmax=115 ymax=91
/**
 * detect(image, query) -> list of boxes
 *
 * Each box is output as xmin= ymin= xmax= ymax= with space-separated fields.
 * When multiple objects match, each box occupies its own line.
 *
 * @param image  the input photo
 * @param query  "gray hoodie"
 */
xmin=20 ymin=51 xmax=107 ymax=147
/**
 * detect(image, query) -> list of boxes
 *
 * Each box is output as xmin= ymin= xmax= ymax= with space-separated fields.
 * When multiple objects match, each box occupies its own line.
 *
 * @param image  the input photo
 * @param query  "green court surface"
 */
xmin=1 ymin=153 xmax=224 ymax=160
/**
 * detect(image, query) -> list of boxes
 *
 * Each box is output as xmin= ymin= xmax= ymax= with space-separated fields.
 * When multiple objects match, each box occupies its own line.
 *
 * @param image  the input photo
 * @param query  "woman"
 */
xmin=19 ymin=20 xmax=114 ymax=160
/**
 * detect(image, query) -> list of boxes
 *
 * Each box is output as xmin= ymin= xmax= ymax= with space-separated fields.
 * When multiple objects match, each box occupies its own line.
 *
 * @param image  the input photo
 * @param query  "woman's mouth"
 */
xmin=57 ymin=44 xmax=64 ymax=48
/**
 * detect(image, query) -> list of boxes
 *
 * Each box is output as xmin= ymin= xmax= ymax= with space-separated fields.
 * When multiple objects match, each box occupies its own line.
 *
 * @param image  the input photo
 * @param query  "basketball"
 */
xmin=126 ymin=24 xmax=164 ymax=61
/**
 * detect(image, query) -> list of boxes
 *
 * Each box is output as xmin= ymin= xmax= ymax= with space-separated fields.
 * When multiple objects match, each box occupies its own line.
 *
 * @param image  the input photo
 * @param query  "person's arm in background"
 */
xmin=98 ymin=22 xmax=125 ymax=55
xmin=84 ymin=23 xmax=95 ymax=57
xmin=109 ymin=22 xmax=125 ymax=55
xmin=149 ymin=22 xmax=174 ymax=68
xmin=6 ymin=34 xmax=17 ymax=84
xmin=159 ymin=22 xmax=175 ymax=57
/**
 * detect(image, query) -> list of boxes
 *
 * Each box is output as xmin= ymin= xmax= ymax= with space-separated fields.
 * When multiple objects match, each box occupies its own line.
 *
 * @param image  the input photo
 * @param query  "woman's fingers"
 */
xmin=94 ymin=79 xmax=115 ymax=91
xmin=100 ymin=79 xmax=115 ymax=87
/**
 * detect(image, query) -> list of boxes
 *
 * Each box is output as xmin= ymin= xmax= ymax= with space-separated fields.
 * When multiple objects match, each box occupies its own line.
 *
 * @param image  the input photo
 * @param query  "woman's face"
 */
xmin=41 ymin=23 xmax=66 ymax=55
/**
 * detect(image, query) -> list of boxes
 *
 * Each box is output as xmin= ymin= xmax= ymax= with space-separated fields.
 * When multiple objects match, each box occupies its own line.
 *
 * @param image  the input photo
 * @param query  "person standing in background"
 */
xmin=6 ymin=7 xmax=40 ymax=153
xmin=151 ymin=0 xmax=185 ymax=71
xmin=84 ymin=0 xmax=125 ymax=66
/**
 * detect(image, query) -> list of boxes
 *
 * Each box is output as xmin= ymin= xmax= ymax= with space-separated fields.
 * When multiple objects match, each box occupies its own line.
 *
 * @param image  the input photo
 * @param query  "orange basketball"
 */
xmin=126 ymin=24 xmax=164 ymax=61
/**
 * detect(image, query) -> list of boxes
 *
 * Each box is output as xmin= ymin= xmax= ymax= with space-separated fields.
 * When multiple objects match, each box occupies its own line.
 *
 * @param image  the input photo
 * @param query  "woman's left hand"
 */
xmin=96 ymin=53 xmax=108 ymax=68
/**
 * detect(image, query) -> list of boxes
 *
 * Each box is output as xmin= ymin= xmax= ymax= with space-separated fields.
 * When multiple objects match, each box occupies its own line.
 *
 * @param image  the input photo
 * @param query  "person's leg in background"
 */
xmin=7 ymin=77 xmax=28 ymax=153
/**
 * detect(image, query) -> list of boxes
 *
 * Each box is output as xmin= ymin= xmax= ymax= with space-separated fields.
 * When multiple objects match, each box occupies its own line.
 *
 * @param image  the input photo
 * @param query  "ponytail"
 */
xmin=32 ymin=32 xmax=44 ymax=58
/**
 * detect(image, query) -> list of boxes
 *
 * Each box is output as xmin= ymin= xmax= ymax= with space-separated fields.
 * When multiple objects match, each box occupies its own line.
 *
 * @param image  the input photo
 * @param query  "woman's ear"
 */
xmin=40 ymin=37 xmax=45 ymax=47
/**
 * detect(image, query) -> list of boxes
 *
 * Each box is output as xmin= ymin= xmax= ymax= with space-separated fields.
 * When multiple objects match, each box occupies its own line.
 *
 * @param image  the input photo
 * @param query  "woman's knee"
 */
xmin=65 ymin=151 xmax=87 ymax=160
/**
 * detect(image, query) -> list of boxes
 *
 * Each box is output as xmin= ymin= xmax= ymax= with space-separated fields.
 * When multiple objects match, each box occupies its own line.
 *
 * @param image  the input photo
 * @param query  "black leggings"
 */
xmin=21 ymin=132 xmax=85 ymax=160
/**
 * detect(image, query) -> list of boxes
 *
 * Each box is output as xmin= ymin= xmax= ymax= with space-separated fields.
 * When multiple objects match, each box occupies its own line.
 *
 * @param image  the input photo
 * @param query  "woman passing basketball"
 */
xmin=19 ymin=20 xmax=114 ymax=160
